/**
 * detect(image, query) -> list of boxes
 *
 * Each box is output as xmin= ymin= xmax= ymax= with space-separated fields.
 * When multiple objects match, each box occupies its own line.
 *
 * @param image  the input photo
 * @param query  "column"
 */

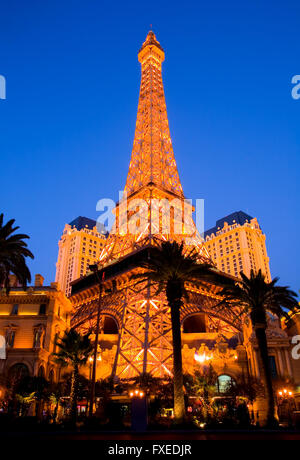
xmin=284 ymin=349 xmax=293 ymax=377
xmin=277 ymin=349 xmax=284 ymax=376
xmin=254 ymin=349 xmax=260 ymax=379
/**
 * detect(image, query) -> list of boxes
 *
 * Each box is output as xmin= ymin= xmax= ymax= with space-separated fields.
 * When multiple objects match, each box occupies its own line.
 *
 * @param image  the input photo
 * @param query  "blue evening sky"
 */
xmin=0 ymin=0 xmax=299 ymax=293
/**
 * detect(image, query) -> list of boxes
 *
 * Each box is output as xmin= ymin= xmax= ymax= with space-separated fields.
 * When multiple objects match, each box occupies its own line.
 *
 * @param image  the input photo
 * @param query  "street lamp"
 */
xmin=277 ymin=388 xmax=295 ymax=423
xmin=88 ymin=264 xmax=105 ymax=417
xmin=89 ymin=354 xmax=102 ymax=380
xmin=278 ymin=388 xmax=293 ymax=398
xmin=129 ymin=389 xmax=144 ymax=398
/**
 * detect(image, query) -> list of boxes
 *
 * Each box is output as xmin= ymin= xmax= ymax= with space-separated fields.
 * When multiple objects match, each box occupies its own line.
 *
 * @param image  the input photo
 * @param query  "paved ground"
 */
xmin=1 ymin=430 xmax=300 ymax=440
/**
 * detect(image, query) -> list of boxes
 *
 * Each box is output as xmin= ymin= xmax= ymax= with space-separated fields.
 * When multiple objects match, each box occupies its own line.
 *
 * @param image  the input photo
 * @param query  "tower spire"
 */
xmin=125 ymin=31 xmax=184 ymax=198
xmin=98 ymin=33 xmax=210 ymax=265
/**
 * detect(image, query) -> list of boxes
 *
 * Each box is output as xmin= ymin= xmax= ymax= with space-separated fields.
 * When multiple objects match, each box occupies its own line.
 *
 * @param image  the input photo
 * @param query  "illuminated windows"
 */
xmin=11 ymin=304 xmax=19 ymax=315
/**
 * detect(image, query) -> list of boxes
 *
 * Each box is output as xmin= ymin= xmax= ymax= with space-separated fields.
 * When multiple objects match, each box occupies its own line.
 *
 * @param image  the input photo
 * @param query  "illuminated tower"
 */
xmin=99 ymin=31 xmax=209 ymax=265
xmin=71 ymin=33 xmax=239 ymax=379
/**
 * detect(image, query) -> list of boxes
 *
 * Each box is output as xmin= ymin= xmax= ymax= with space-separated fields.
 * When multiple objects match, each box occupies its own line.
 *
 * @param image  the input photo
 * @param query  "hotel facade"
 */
xmin=204 ymin=211 xmax=271 ymax=281
xmin=0 ymin=275 xmax=71 ymax=383
xmin=55 ymin=216 xmax=107 ymax=296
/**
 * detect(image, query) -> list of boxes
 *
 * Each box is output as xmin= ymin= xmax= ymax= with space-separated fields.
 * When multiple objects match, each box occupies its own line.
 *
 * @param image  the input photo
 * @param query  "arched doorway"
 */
xmin=8 ymin=363 xmax=30 ymax=381
xmin=38 ymin=365 xmax=45 ymax=378
xmin=102 ymin=316 xmax=118 ymax=334
xmin=183 ymin=314 xmax=206 ymax=333
xmin=216 ymin=374 xmax=236 ymax=394
xmin=48 ymin=369 xmax=55 ymax=384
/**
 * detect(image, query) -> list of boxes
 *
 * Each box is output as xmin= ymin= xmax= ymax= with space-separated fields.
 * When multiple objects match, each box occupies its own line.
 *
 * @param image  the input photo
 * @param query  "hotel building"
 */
xmin=0 ymin=274 xmax=71 ymax=383
xmin=55 ymin=216 xmax=107 ymax=296
xmin=204 ymin=211 xmax=271 ymax=281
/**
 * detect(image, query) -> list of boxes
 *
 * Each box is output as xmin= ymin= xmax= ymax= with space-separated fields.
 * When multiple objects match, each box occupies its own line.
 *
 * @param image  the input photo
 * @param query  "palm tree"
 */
xmin=0 ymin=213 xmax=34 ymax=293
xmin=133 ymin=241 xmax=224 ymax=423
xmin=15 ymin=375 xmax=49 ymax=418
xmin=218 ymin=269 xmax=298 ymax=426
xmin=52 ymin=328 xmax=93 ymax=421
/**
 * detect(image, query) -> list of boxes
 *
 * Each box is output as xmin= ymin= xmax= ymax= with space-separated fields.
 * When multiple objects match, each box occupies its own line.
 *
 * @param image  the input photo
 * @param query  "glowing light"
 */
xmin=129 ymin=388 xmax=145 ymax=398
xmin=194 ymin=352 xmax=212 ymax=363
xmin=89 ymin=354 xmax=101 ymax=362
xmin=278 ymin=389 xmax=293 ymax=397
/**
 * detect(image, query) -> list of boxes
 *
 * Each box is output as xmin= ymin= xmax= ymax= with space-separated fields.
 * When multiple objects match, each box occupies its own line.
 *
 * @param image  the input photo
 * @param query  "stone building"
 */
xmin=0 ymin=274 xmax=71 ymax=383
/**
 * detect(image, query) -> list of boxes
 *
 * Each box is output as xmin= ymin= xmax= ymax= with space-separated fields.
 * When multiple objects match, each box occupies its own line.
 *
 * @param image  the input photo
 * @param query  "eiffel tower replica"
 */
xmin=70 ymin=32 xmax=240 ymax=379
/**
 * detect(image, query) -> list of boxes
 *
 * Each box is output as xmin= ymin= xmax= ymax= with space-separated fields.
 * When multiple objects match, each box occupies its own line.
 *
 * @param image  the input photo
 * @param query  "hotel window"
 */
xmin=11 ymin=304 xmax=19 ymax=315
xmin=269 ymin=356 xmax=277 ymax=378
xmin=39 ymin=304 xmax=47 ymax=315
xmin=5 ymin=328 xmax=16 ymax=348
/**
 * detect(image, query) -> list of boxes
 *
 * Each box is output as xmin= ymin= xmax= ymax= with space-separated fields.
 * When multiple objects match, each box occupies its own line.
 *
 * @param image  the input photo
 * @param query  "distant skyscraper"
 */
xmin=204 ymin=211 xmax=271 ymax=281
xmin=55 ymin=216 xmax=107 ymax=296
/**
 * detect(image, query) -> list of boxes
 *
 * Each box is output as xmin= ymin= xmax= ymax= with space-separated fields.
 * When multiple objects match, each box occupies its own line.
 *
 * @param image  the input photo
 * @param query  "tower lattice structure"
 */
xmin=98 ymin=31 xmax=209 ymax=265
xmin=71 ymin=32 xmax=240 ymax=379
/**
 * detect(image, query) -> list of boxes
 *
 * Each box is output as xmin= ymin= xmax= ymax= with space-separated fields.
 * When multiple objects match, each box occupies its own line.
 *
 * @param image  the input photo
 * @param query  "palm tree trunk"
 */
xmin=254 ymin=325 xmax=276 ymax=425
xmin=70 ymin=364 xmax=79 ymax=422
xmin=170 ymin=301 xmax=185 ymax=423
xmin=53 ymin=402 xmax=58 ymax=423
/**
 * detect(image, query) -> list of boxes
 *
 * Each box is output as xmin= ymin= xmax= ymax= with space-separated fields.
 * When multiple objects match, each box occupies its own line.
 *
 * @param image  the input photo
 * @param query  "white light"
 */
xmin=194 ymin=353 xmax=211 ymax=363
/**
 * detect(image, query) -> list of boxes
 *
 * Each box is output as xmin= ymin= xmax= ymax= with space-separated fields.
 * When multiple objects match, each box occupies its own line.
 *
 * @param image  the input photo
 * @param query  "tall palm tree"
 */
xmin=53 ymin=328 xmax=93 ymax=421
xmin=218 ymin=269 xmax=298 ymax=426
xmin=133 ymin=241 xmax=224 ymax=423
xmin=0 ymin=213 xmax=34 ymax=293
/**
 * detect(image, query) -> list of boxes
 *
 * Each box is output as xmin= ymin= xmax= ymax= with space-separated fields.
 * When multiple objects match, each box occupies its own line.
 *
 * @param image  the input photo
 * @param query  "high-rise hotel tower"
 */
xmin=55 ymin=217 xmax=107 ymax=296
xmin=204 ymin=211 xmax=271 ymax=281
